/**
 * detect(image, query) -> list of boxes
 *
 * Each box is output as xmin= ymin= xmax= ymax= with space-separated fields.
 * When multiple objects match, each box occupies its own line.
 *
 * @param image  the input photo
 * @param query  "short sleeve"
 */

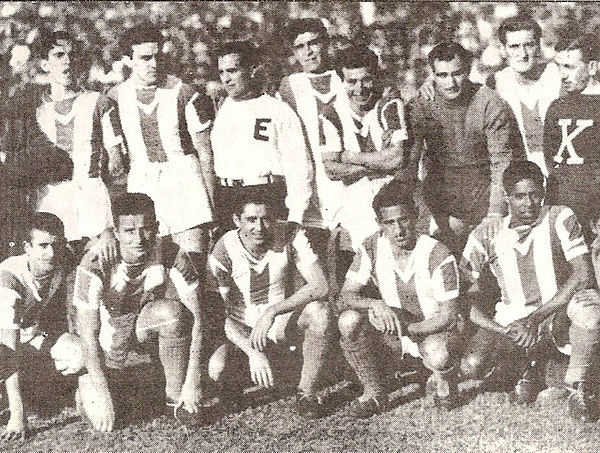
xmin=73 ymin=265 xmax=104 ymax=311
xmin=345 ymin=245 xmax=372 ymax=287
xmin=291 ymin=229 xmax=319 ymax=276
xmin=460 ymin=231 xmax=489 ymax=286
xmin=208 ymin=238 xmax=234 ymax=302
xmin=96 ymin=95 xmax=123 ymax=150
xmin=555 ymin=207 xmax=588 ymax=261
xmin=428 ymin=243 xmax=459 ymax=303
xmin=182 ymin=86 xmax=214 ymax=135
xmin=0 ymin=270 xmax=23 ymax=329
xmin=169 ymin=251 xmax=200 ymax=296
xmin=380 ymin=98 xmax=408 ymax=143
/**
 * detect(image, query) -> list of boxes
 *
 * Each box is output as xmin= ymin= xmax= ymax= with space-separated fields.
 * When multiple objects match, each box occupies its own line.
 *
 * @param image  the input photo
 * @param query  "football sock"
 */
xmin=340 ymin=332 xmax=385 ymax=399
xmin=298 ymin=330 xmax=331 ymax=395
xmin=159 ymin=334 xmax=190 ymax=402
xmin=566 ymin=324 xmax=600 ymax=385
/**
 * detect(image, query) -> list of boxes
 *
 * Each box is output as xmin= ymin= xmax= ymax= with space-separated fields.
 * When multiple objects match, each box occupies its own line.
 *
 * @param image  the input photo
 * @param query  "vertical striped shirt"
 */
xmin=460 ymin=205 xmax=588 ymax=325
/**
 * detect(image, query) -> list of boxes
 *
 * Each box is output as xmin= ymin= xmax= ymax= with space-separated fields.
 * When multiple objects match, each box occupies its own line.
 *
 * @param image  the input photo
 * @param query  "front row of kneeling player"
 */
xmin=2 ymin=160 xmax=600 ymax=439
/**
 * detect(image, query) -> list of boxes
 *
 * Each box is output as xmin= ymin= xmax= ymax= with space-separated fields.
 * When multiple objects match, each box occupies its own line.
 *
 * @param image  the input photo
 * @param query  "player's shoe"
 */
xmin=432 ymin=378 xmax=459 ymax=411
xmin=295 ymin=392 xmax=327 ymax=419
xmin=509 ymin=360 xmax=543 ymax=405
xmin=346 ymin=395 xmax=389 ymax=419
xmin=567 ymin=382 xmax=599 ymax=423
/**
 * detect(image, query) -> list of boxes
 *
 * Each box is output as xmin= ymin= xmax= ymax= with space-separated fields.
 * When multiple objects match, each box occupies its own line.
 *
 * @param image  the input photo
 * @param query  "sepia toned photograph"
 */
xmin=1 ymin=1 xmax=600 ymax=451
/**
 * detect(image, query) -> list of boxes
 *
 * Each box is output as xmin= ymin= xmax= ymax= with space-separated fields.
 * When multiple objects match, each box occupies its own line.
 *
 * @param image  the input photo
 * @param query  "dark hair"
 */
xmin=32 ymin=30 xmax=79 ymax=60
xmin=215 ymin=41 xmax=259 ymax=69
xmin=372 ymin=180 xmax=417 ymax=219
xmin=233 ymin=188 xmax=273 ymax=217
xmin=112 ymin=193 xmax=156 ymax=225
xmin=285 ymin=18 xmax=328 ymax=44
xmin=28 ymin=212 xmax=64 ymax=242
xmin=427 ymin=41 xmax=472 ymax=72
xmin=502 ymin=160 xmax=545 ymax=194
xmin=120 ymin=22 xmax=164 ymax=57
xmin=555 ymin=33 xmax=600 ymax=63
xmin=336 ymin=45 xmax=379 ymax=78
xmin=497 ymin=14 xmax=542 ymax=45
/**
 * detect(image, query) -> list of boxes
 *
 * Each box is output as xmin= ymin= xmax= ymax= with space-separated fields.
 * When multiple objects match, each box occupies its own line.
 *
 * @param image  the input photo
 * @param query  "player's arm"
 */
xmin=542 ymin=103 xmax=560 ymax=174
xmin=340 ymin=138 xmax=405 ymax=173
xmin=322 ymin=151 xmax=377 ymax=185
xmin=74 ymin=267 xmax=115 ymax=432
xmin=191 ymin=129 xmax=216 ymax=210
xmin=0 ymin=328 xmax=26 ymax=441
xmin=277 ymin=105 xmax=313 ymax=225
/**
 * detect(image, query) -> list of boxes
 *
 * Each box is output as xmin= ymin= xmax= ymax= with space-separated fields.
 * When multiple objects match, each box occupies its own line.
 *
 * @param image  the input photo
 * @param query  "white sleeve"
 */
xmin=0 ymin=287 xmax=20 ymax=329
xmin=185 ymin=92 xmax=212 ymax=135
xmin=345 ymin=245 xmax=372 ymax=287
xmin=73 ymin=267 xmax=104 ymax=311
xmin=291 ymin=229 xmax=319 ymax=276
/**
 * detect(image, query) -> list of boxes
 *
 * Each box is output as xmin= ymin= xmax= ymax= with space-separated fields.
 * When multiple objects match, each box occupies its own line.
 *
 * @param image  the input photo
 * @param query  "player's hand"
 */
xmin=418 ymin=75 xmax=435 ymax=101
xmin=1 ymin=416 xmax=27 ymax=442
xmin=96 ymin=228 xmax=119 ymax=268
xmin=477 ymin=215 xmax=503 ymax=242
xmin=250 ymin=310 xmax=276 ymax=352
xmin=79 ymin=376 xmax=115 ymax=432
xmin=176 ymin=381 xmax=202 ymax=414
xmin=369 ymin=300 xmax=403 ymax=337
xmin=507 ymin=318 xmax=538 ymax=349
xmin=248 ymin=350 xmax=274 ymax=388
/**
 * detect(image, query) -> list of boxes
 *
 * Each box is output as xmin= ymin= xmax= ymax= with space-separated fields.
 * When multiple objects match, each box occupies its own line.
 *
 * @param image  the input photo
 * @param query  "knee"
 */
xmin=302 ymin=301 xmax=332 ymax=336
xmin=50 ymin=333 xmax=85 ymax=375
xmin=153 ymin=300 xmax=193 ymax=338
xmin=420 ymin=335 xmax=452 ymax=371
xmin=460 ymin=352 xmax=487 ymax=379
xmin=568 ymin=289 xmax=600 ymax=330
xmin=338 ymin=310 xmax=364 ymax=341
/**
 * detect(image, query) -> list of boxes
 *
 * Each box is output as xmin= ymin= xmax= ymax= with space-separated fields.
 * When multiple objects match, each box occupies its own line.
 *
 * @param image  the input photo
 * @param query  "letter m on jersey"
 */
xmin=554 ymin=118 xmax=593 ymax=165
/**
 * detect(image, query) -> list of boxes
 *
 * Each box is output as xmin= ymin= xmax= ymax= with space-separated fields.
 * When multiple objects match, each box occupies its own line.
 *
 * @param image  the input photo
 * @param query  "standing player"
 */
xmin=338 ymin=181 xmax=462 ymax=417
xmin=488 ymin=14 xmax=561 ymax=176
xmin=0 ymin=213 xmax=84 ymax=441
xmin=278 ymin=18 xmax=363 ymax=258
xmin=407 ymin=41 xmax=523 ymax=253
xmin=31 ymin=30 xmax=123 ymax=261
xmin=74 ymin=193 xmax=204 ymax=431
xmin=108 ymin=24 xmax=215 ymax=277
xmin=460 ymin=161 xmax=600 ymax=422
xmin=208 ymin=191 xmax=332 ymax=418
xmin=211 ymin=41 xmax=312 ymax=231
xmin=335 ymin=45 xmax=409 ymax=249
xmin=544 ymin=34 xmax=600 ymax=243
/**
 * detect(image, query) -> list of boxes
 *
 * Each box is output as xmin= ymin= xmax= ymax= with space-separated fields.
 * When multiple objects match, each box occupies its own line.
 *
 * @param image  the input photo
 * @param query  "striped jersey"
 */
xmin=0 ymin=254 xmax=67 ymax=346
xmin=460 ymin=205 xmax=588 ymax=325
xmin=73 ymin=239 xmax=199 ymax=317
xmin=209 ymin=226 xmax=318 ymax=328
xmin=346 ymin=234 xmax=459 ymax=319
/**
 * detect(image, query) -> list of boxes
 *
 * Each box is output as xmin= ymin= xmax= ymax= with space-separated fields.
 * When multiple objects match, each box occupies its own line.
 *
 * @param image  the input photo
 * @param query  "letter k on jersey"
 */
xmin=554 ymin=118 xmax=593 ymax=165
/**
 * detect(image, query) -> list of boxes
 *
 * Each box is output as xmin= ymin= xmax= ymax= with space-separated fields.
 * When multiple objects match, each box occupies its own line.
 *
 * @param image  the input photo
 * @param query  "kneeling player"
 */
xmin=460 ymin=161 xmax=600 ymax=422
xmin=208 ymin=190 xmax=332 ymax=418
xmin=74 ymin=193 xmax=204 ymax=431
xmin=0 ymin=213 xmax=84 ymax=441
xmin=338 ymin=181 xmax=463 ymax=417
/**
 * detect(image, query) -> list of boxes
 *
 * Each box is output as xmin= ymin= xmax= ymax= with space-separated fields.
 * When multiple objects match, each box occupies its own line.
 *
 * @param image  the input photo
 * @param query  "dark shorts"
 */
xmin=424 ymin=166 xmax=490 ymax=227
xmin=215 ymin=181 xmax=288 ymax=231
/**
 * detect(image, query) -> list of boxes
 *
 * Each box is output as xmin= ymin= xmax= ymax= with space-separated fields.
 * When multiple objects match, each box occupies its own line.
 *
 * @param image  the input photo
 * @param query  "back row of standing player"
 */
xmin=1 ymin=13 xmax=600 ymax=435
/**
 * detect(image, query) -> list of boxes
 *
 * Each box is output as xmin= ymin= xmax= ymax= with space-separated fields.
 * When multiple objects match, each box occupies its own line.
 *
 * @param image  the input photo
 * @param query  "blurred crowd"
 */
xmin=2 ymin=1 xmax=600 ymax=100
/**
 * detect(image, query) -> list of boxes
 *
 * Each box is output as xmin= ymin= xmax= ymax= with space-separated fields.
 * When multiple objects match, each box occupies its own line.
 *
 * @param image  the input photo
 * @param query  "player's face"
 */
xmin=556 ymin=49 xmax=592 ymax=94
xmin=503 ymin=30 xmax=540 ymax=74
xmin=378 ymin=205 xmax=417 ymax=251
xmin=234 ymin=203 xmax=274 ymax=249
xmin=342 ymin=66 xmax=376 ymax=112
xmin=115 ymin=214 xmax=157 ymax=263
xmin=218 ymin=53 xmax=252 ymax=100
xmin=293 ymin=31 xmax=326 ymax=74
xmin=42 ymin=40 xmax=78 ymax=87
xmin=507 ymin=178 xmax=544 ymax=226
xmin=131 ymin=42 xmax=163 ymax=87
xmin=432 ymin=56 xmax=468 ymax=101
xmin=24 ymin=229 xmax=64 ymax=278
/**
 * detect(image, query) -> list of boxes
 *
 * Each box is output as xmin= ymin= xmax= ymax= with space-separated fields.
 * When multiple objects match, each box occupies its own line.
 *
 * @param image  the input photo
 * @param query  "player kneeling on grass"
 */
xmin=0 ymin=212 xmax=84 ymax=441
xmin=338 ymin=181 xmax=463 ymax=418
xmin=74 ymin=193 xmax=204 ymax=431
xmin=460 ymin=160 xmax=600 ymax=422
xmin=208 ymin=190 xmax=332 ymax=418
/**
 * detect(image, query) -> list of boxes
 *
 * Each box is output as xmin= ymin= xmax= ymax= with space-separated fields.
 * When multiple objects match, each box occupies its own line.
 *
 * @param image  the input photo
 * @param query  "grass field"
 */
xmin=5 ymin=356 xmax=600 ymax=453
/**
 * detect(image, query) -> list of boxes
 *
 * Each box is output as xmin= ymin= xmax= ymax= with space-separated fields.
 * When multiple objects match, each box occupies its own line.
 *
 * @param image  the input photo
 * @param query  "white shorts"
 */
xmin=128 ymin=154 xmax=213 ymax=236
